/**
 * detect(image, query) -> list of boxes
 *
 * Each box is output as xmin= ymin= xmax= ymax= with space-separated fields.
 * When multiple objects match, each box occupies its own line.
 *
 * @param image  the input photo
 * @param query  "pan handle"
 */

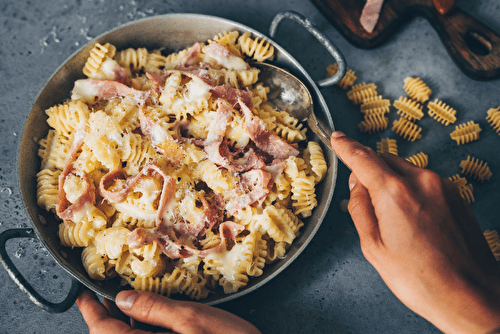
xmin=0 ymin=228 xmax=83 ymax=313
xmin=269 ymin=11 xmax=347 ymax=88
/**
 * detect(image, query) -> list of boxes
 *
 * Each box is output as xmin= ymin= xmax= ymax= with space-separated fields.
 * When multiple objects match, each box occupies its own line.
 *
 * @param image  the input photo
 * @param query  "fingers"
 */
xmin=76 ymin=289 xmax=109 ymax=325
xmin=378 ymin=153 xmax=422 ymax=177
xmin=330 ymin=132 xmax=398 ymax=191
xmin=116 ymin=290 xmax=188 ymax=332
xmin=116 ymin=290 xmax=261 ymax=334
xmin=76 ymin=289 xmax=132 ymax=333
xmin=103 ymin=298 xmax=129 ymax=324
xmin=347 ymin=173 xmax=381 ymax=255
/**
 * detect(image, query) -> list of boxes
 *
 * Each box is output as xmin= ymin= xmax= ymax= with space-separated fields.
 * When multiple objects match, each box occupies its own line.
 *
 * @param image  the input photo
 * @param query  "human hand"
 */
xmin=76 ymin=288 xmax=261 ymax=334
xmin=330 ymin=131 xmax=500 ymax=334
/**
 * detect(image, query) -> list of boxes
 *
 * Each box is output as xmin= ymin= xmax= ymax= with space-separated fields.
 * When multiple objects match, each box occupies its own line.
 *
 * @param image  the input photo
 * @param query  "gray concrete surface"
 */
xmin=1 ymin=0 xmax=500 ymax=333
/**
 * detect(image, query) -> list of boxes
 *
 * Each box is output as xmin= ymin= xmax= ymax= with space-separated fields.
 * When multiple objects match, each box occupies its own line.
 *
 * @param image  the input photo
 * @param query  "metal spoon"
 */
xmin=257 ymin=11 xmax=347 ymax=152
xmin=252 ymin=61 xmax=336 ymax=151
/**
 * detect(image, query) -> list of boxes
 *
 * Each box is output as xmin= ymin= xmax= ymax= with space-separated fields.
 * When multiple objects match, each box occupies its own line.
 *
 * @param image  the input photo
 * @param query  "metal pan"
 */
xmin=0 ymin=12 xmax=344 ymax=312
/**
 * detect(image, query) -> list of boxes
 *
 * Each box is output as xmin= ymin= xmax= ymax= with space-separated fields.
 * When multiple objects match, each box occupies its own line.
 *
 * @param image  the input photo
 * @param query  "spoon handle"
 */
xmin=307 ymin=112 xmax=332 ymax=150
xmin=307 ymin=112 xmax=351 ymax=171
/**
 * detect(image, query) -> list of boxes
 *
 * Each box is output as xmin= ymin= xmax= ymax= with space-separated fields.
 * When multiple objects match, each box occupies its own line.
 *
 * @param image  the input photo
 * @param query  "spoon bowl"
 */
xmin=252 ymin=62 xmax=335 ymax=150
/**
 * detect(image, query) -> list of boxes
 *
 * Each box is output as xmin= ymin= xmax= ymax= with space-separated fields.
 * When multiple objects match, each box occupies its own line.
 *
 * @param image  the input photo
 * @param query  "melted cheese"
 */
xmin=205 ymin=243 xmax=246 ymax=282
xmin=71 ymin=79 xmax=99 ymax=103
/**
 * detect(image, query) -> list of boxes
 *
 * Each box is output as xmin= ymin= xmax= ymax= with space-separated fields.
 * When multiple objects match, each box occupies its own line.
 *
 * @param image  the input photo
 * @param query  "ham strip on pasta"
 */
xmin=204 ymin=100 xmax=265 ymax=172
xmin=238 ymin=98 xmax=299 ymax=159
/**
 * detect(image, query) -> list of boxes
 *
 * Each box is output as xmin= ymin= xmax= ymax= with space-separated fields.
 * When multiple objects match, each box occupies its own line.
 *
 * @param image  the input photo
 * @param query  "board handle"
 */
xmin=431 ymin=7 xmax=500 ymax=80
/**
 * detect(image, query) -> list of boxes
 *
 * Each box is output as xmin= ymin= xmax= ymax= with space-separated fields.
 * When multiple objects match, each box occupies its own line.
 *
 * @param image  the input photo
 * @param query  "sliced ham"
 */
xmin=128 ymin=221 xmax=244 ymax=259
xmin=138 ymin=104 xmax=185 ymax=162
xmin=360 ymin=0 xmax=385 ymax=33
xmin=204 ymin=100 xmax=265 ymax=172
xmin=226 ymin=169 xmax=272 ymax=215
xmin=71 ymin=79 xmax=142 ymax=102
xmin=210 ymin=86 xmax=252 ymax=108
xmin=177 ymin=42 xmax=202 ymax=68
xmin=238 ymin=99 xmax=299 ymax=159
xmin=56 ymin=136 xmax=96 ymax=223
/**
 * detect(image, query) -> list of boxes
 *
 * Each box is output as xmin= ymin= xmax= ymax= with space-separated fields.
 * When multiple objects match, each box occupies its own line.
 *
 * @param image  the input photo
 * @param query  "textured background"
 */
xmin=1 ymin=0 xmax=500 ymax=333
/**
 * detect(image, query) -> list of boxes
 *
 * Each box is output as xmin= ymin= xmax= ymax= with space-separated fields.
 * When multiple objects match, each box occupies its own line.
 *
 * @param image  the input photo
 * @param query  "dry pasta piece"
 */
xmin=360 ymin=95 xmax=391 ymax=115
xmin=376 ymin=138 xmax=398 ymax=155
xmin=358 ymin=113 xmax=388 ymax=134
xmin=460 ymin=155 xmax=492 ymax=183
xmin=486 ymin=107 xmax=500 ymax=135
xmin=347 ymin=83 xmax=377 ymax=105
xmin=238 ymin=32 xmax=274 ymax=62
xmin=448 ymin=174 xmax=474 ymax=204
xmin=392 ymin=117 xmax=422 ymax=141
xmin=393 ymin=96 xmax=424 ymax=121
xmin=326 ymin=63 xmax=357 ymax=89
xmin=450 ymin=120 xmax=481 ymax=145
xmin=427 ymin=99 xmax=457 ymax=125
xmin=403 ymin=77 xmax=432 ymax=103
xmin=483 ymin=230 xmax=500 ymax=261
xmin=406 ymin=152 xmax=428 ymax=168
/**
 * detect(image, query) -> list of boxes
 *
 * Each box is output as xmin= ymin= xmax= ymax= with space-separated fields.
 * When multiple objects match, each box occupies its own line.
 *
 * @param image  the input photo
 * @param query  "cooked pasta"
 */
xmin=238 ymin=32 xmax=274 ymax=62
xmin=36 ymin=31 xmax=327 ymax=301
xmin=82 ymin=43 xmax=117 ymax=79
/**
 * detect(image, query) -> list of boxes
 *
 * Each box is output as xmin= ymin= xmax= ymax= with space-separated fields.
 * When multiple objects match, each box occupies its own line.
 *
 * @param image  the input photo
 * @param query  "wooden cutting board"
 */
xmin=310 ymin=0 xmax=500 ymax=81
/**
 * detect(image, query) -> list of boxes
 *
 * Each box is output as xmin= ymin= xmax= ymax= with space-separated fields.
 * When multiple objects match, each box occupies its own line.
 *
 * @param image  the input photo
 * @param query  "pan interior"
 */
xmin=18 ymin=13 xmax=337 ymax=305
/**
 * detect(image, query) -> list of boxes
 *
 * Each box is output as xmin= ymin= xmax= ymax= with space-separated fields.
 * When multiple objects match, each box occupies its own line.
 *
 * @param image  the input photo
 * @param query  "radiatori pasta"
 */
xmin=36 ymin=31 xmax=328 ymax=300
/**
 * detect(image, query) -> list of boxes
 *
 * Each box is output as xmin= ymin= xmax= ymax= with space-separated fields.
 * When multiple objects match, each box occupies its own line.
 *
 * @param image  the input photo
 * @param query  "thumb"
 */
xmin=347 ymin=173 xmax=381 ymax=258
xmin=116 ymin=290 xmax=176 ymax=330
xmin=116 ymin=290 xmax=261 ymax=334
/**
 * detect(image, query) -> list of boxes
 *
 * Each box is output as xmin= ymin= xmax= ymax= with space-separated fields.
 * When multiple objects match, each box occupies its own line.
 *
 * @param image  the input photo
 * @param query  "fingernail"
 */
xmin=331 ymin=131 xmax=346 ymax=139
xmin=116 ymin=291 xmax=137 ymax=310
xmin=349 ymin=173 xmax=357 ymax=191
